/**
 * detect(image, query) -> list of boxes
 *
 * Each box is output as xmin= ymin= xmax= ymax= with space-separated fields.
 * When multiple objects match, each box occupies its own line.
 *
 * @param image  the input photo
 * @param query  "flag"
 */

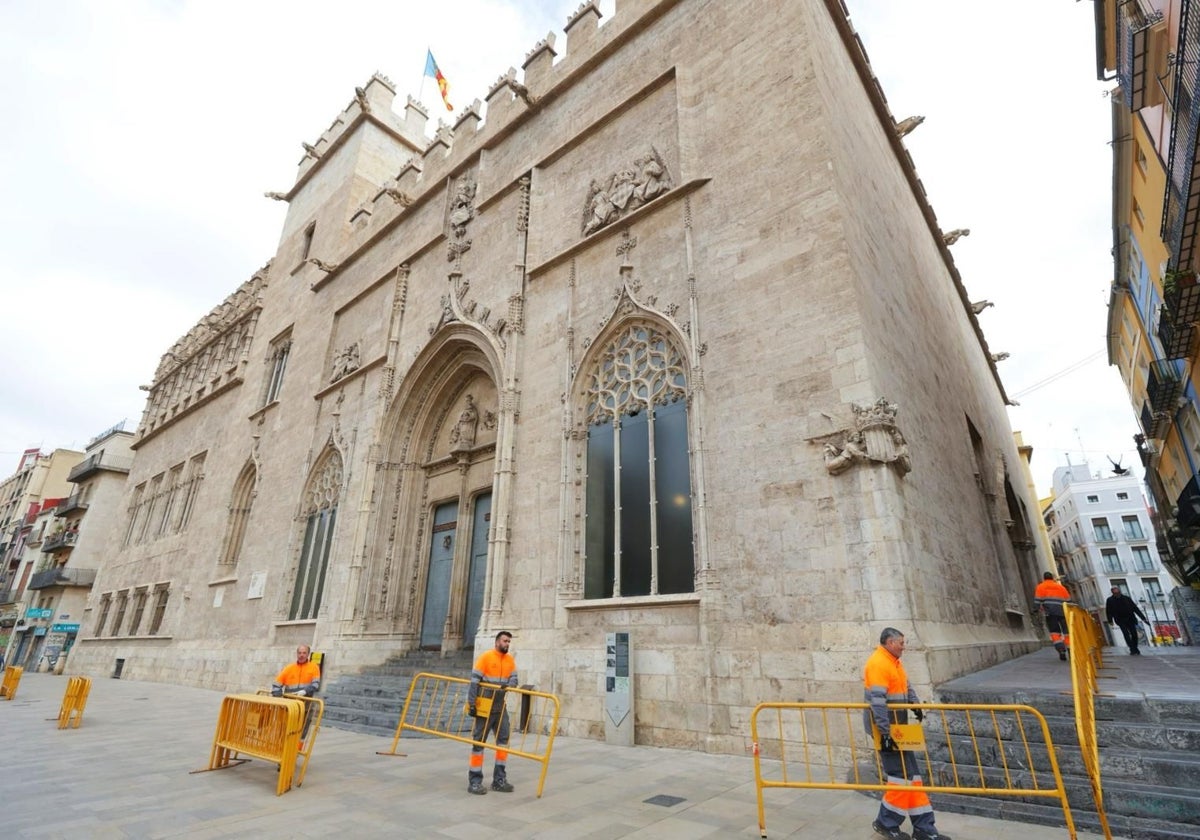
xmin=425 ymin=49 xmax=453 ymax=112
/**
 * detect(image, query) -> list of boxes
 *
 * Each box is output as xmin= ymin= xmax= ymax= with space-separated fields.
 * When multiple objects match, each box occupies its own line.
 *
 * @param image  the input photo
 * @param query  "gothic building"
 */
xmin=69 ymin=0 xmax=1048 ymax=753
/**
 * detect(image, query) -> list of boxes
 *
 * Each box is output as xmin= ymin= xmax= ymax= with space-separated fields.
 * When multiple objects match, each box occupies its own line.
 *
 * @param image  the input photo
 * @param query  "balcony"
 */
xmin=40 ymin=530 xmax=78 ymax=553
xmin=1117 ymin=2 xmax=1166 ymax=111
xmin=28 ymin=566 xmax=96 ymax=590
xmin=1147 ymin=358 xmax=1185 ymax=414
xmin=1141 ymin=399 xmax=1172 ymax=441
xmin=1164 ymin=7 xmax=1200 ymax=278
xmin=55 ymin=493 xmax=89 ymax=516
xmin=68 ymin=451 xmax=133 ymax=483
xmin=1177 ymin=475 xmax=1200 ymax=533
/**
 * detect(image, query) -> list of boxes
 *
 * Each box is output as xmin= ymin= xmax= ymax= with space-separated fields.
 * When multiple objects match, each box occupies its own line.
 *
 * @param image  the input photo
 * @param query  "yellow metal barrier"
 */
xmin=1065 ymin=604 xmax=1114 ymax=840
xmin=192 ymin=693 xmax=308 ymax=795
xmin=377 ymin=671 xmax=561 ymax=798
xmin=56 ymin=675 xmax=92 ymax=728
xmin=255 ymin=689 xmax=324 ymax=785
xmin=0 ymin=665 xmax=23 ymax=699
xmin=750 ymin=701 xmax=1076 ymax=839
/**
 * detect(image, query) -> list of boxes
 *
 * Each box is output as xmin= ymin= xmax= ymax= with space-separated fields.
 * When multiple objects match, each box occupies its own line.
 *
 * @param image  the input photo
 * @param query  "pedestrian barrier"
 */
xmin=192 ymin=693 xmax=310 ymax=795
xmin=56 ymin=675 xmax=91 ymax=728
xmin=256 ymin=689 xmax=324 ymax=784
xmin=1064 ymin=604 xmax=1114 ymax=840
xmin=750 ymin=701 xmax=1077 ymax=839
xmin=0 ymin=665 xmax=23 ymax=699
xmin=376 ymin=671 xmax=561 ymax=797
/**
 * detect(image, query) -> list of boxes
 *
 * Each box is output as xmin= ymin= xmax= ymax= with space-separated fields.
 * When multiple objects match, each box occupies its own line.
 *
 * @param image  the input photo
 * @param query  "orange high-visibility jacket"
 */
xmin=274 ymin=660 xmax=321 ymax=693
xmin=468 ymin=649 xmax=517 ymax=710
xmin=863 ymin=645 xmax=918 ymax=738
xmin=1034 ymin=579 xmax=1071 ymax=618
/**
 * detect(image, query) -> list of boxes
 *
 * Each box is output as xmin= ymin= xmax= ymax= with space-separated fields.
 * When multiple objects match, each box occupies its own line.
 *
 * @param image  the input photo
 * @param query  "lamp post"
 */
xmin=1140 ymin=597 xmax=1160 ymax=646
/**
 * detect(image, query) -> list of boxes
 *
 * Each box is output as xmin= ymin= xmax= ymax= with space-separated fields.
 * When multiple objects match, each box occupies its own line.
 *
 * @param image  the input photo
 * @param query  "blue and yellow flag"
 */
xmin=425 ymin=49 xmax=453 ymax=112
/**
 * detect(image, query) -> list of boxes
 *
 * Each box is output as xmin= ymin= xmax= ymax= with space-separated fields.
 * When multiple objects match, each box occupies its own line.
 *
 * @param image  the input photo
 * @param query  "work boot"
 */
xmin=913 ymin=831 xmax=952 ymax=840
xmin=468 ymin=779 xmax=487 ymax=795
xmin=492 ymin=775 xmax=514 ymax=792
xmin=1058 ymin=650 xmax=1067 ymax=661
xmin=872 ymin=821 xmax=911 ymax=840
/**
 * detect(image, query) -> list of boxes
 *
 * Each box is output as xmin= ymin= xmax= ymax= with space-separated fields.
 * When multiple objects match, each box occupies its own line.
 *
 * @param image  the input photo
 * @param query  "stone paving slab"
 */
xmin=0 ymin=672 xmax=1104 ymax=839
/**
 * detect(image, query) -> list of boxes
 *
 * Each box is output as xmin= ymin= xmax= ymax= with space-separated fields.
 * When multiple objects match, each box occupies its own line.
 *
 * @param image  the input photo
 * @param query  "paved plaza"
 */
xmin=0 ymin=651 xmax=1149 ymax=840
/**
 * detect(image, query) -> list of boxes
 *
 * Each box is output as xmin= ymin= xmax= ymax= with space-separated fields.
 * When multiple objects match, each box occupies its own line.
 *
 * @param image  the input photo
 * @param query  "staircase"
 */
xmin=928 ymin=684 xmax=1200 ymax=840
xmin=321 ymin=649 xmax=476 ymax=739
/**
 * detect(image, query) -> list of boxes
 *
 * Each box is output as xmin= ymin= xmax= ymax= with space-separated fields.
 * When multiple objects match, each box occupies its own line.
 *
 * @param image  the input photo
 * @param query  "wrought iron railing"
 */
xmin=1147 ymin=357 xmax=1184 ymax=413
xmin=68 ymin=451 xmax=133 ymax=483
xmin=1176 ymin=474 xmax=1200 ymax=531
xmin=55 ymin=493 xmax=89 ymax=516
xmin=1164 ymin=0 xmax=1200 ymax=267
xmin=40 ymin=530 xmax=78 ymax=553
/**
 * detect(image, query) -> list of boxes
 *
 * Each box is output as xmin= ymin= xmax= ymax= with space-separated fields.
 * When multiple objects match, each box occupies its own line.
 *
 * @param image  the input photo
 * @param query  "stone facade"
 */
xmin=69 ymin=0 xmax=1048 ymax=754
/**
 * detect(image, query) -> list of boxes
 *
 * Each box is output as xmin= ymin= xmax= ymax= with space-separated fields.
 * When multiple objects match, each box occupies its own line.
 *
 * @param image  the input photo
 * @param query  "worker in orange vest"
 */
xmin=466 ymin=630 xmax=518 ymax=795
xmin=1034 ymin=572 xmax=1072 ymax=661
xmin=863 ymin=627 xmax=951 ymax=840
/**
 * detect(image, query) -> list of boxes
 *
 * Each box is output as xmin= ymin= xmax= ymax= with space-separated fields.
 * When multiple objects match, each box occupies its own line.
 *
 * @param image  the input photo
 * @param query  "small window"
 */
xmin=1101 ymin=548 xmax=1122 ymax=573
xmin=1122 ymin=515 xmax=1145 ymax=540
xmin=148 ymin=585 xmax=170 ymax=635
xmin=262 ymin=329 xmax=293 ymax=406
xmin=1116 ymin=491 xmax=1129 ymax=500
xmin=1086 ymin=494 xmax=1099 ymax=503
xmin=1134 ymin=199 xmax=1145 ymax=227
xmin=110 ymin=590 xmax=129 ymax=637
xmin=128 ymin=588 xmax=149 ymax=635
xmin=1136 ymin=144 xmax=1148 ymax=174
xmin=1092 ymin=517 xmax=1114 ymax=542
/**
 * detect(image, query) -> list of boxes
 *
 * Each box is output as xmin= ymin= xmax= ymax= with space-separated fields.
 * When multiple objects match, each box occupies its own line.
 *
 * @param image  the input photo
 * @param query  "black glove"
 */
xmin=468 ymin=705 xmax=476 ymax=717
xmin=880 ymin=735 xmax=898 ymax=752
xmin=270 ymin=686 xmax=283 ymax=697
xmin=913 ymin=708 xmax=925 ymax=723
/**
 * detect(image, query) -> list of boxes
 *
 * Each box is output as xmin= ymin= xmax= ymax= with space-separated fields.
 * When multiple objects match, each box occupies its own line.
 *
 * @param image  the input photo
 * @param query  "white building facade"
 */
xmin=1044 ymin=462 xmax=1180 ymax=643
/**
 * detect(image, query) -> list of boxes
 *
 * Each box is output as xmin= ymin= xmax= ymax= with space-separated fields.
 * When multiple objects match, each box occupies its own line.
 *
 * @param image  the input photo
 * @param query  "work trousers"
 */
xmin=876 ymin=748 xmax=938 ymax=835
xmin=468 ymin=707 xmax=511 ymax=783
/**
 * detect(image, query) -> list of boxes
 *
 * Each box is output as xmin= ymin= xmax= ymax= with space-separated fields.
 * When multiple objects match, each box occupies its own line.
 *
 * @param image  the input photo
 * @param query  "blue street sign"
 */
xmin=24 ymin=607 xmax=52 ymax=619
xmin=51 ymin=623 xmax=80 ymax=633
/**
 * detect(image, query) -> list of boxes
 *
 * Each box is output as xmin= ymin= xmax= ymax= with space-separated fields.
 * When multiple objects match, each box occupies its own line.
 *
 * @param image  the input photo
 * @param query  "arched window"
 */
xmin=289 ymin=450 xmax=342 ymax=620
xmin=583 ymin=321 xmax=694 ymax=598
xmin=218 ymin=461 xmax=256 ymax=566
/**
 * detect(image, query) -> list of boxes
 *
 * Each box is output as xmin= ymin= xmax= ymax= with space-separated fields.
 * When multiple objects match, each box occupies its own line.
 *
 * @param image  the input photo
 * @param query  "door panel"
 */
xmin=463 ymin=492 xmax=491 ymax=644
xmin=420 ymin=502 xmax=457 ymax=649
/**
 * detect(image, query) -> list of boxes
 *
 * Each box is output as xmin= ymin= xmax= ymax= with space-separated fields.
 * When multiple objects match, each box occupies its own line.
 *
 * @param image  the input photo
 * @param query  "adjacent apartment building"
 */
xmin=1044 ymin=461 xmax=1179 ymax=643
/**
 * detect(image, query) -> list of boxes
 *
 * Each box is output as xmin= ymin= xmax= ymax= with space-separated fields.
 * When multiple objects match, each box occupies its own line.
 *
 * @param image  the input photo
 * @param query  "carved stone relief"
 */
xmin=329 ymin=341 xmax=362 ymax=383
xmin=582 ymin=147 xmax=673 ymax=235
xmin=813 ymin=397 xmax=912 ymax=477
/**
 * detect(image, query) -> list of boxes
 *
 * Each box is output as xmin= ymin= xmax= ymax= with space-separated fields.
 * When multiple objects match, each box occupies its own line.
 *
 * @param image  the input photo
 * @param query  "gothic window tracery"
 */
xmin=289 ymin=450 xmax=342 ymax=620
xmin=583 ymin=321 xmax=694 ymax=598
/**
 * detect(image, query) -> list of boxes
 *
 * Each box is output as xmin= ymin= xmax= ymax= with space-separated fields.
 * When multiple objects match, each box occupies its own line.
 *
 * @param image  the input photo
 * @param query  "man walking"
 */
xmin=466 ymin=630 xmax=518 ymax=795
xmin=863 ymin=627 xmax=951 ymax=840
xmin=1105 ymin=586 xmax=1151 ymax=655
xmin=1034 ymin=572 xmax=1072 ymax=661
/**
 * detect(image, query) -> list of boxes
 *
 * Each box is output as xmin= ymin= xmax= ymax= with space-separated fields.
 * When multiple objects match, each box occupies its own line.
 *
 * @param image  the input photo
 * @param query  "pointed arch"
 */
xmin=218 ymin=459 xmax=257 ymax=566
xmin=573 ymin=305 xmax=694 ymax=598
xmin=289 ymin=446 xmax=343 ymax=620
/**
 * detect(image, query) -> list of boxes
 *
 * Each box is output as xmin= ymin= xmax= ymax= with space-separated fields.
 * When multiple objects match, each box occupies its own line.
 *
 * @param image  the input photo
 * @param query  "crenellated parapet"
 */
xmin=326 ymin=0 xmax=678 ymax=256
xmin=134 ymin=264 xmax=272 ymax=445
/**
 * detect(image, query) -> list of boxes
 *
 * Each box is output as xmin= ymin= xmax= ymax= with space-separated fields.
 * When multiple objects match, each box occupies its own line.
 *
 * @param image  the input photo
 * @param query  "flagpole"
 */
xmin=418 ymin=49 xmax=427 ymax=106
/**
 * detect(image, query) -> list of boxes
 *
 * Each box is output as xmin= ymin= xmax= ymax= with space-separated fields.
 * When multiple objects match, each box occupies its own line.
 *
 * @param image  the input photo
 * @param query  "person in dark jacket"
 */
xmin=1105 ymin=587 xmax=1151 ymax=655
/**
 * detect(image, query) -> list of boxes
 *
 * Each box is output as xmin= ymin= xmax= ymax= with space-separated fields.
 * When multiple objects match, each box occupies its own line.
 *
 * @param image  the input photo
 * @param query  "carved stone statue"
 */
xmin=446 ymin=177 xmax=477 ymax=261
xmin=970 ymin=300 xmax=994 ymax=315
xmin=894 ymin=115 xmax=924 ymax=137
xmin=583 ymin=179 xmax=618 ymax=235
xmin=306 ymin=257 xmax=339 ymax=273
xmin=301 ymin=142 xmax=322 ymax=160
xmin=264 ymin=191 xmax=288 ymax=201
xmin=991 ymin=352 xmax=1010 ymax=362
xmin=449 ymin=395 xmax=480 ymax=451
xmin=942 ymin=228 xmax=970 ymax=246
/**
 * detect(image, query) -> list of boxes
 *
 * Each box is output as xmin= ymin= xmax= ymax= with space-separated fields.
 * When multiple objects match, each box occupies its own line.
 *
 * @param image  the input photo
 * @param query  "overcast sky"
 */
xmin=0 ymin=0 xmax=1131 ymax=496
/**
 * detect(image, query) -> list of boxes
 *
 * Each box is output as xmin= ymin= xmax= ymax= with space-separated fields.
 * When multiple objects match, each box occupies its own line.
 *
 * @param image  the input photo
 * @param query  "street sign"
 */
xmin=25 ymin=607 xmax=52 ymax=619
xmin=51 ymin=623 xmax=80 ymax=633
